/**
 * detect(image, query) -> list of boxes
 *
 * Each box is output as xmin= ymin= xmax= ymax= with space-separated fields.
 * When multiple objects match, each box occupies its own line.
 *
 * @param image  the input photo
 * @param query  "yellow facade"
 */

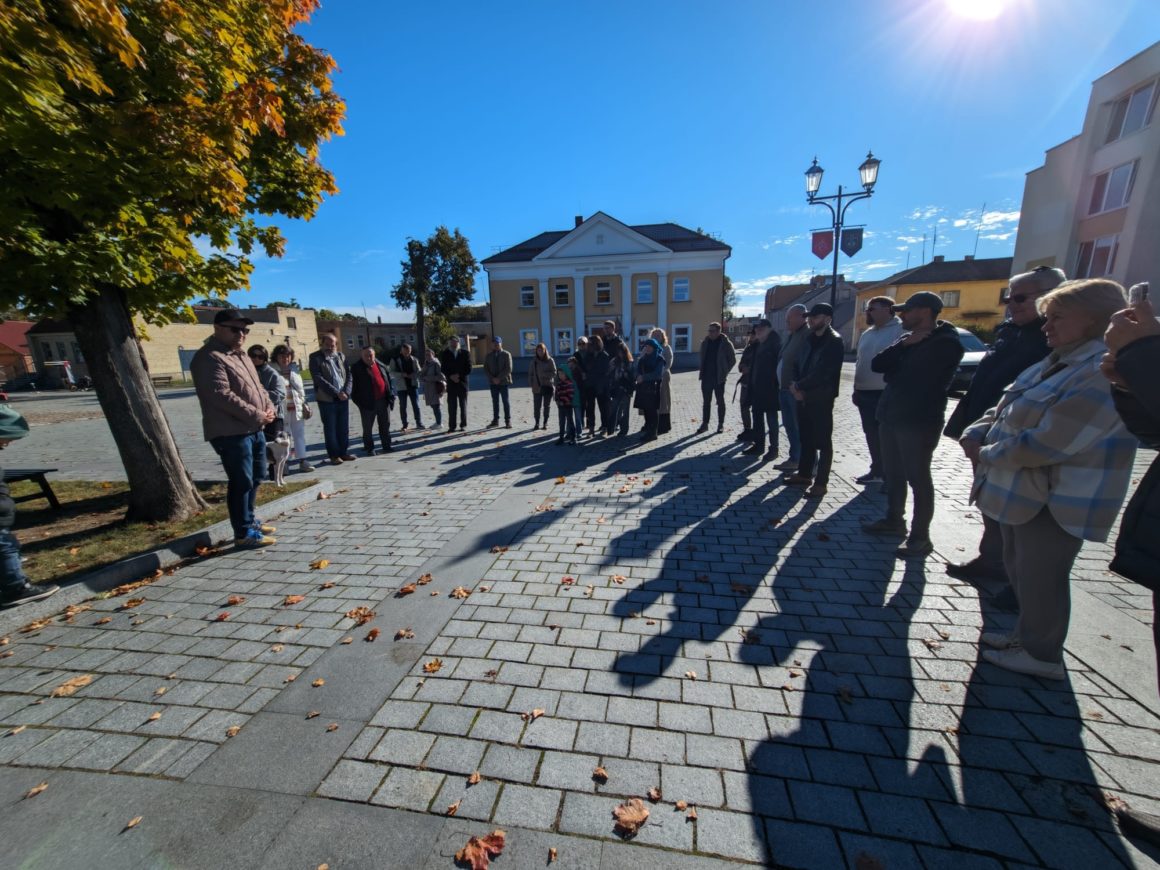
xmin=854 ymin=278 xmax=1008 ymax=343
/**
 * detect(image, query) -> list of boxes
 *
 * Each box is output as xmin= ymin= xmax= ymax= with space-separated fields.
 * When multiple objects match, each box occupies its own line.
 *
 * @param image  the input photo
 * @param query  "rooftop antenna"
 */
xmin=932 ymin=225 xmax=938 ymax=258
xmin=973 ymin=201 xmax=986 ymax=258
xmin=905 ymin=250 xmax=911 ymax=270
xmin=921 ymin=233 xmax=927 ymax=263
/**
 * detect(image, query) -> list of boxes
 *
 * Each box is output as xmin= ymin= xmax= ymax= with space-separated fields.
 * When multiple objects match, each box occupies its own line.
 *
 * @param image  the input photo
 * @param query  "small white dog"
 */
xmin=266 ymin=432 xmax=291 ymax=487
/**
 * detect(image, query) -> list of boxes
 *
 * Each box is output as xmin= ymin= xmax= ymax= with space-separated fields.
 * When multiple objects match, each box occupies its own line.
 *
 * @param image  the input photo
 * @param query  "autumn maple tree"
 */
xmin=0 ymin=0 xmax=344 ymax=521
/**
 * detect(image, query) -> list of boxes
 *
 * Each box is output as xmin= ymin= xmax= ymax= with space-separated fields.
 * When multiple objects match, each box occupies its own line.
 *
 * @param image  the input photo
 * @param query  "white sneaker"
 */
xmin=980 ymin=631 xmax=1019 ymax=650
xmin=982 ymin=647 xmax=1065 ymax=681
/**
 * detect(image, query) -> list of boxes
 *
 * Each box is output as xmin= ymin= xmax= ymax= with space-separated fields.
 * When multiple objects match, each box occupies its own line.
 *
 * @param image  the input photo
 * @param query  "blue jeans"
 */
xmin=210 ymin=431 xmax=266 ymax=539
xmin=779 ymin=388 xmax=800 ymax=461
xmin=557 ymin=404 xmax=576 ymax=440
xmin=611 ymin=393 xmax=632 ymax=436
xmin=317 ymin=400 xmax=350 ymax=459
xmin=0 ymin=529 xmax=29 ymax=597
xmin=399 ymin=386 xmax=423 ymax=427
xmin=490 ymin=384 xmax=511 ymax=423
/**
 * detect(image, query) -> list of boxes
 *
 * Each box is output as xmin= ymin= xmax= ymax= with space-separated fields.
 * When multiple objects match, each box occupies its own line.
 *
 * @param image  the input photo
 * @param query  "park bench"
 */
xmin=4 ymin=468 xmax=61 ymax=510
xmin=150 ymin=375 xmax=173 ymax=388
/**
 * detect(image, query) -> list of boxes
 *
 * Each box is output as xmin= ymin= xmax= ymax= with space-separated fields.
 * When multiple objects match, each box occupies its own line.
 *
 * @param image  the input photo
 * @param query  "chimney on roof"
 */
xmin=574 ymin=215 xmax=583 ymax=228
xmin=377 ymin=316 xmax=382 ymax=323
xmin=933 ymin=255 xmax=945 ymax=263
xmin=963 ymin=255 xmax=974 ymax=261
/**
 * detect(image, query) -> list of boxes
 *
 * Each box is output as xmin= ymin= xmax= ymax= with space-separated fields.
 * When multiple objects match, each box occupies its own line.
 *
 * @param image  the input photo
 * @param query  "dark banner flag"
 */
xmin=811 ymin=230 xmax=834 ymax=260
xmin=840 ymin=227 xmax=864 ymax=257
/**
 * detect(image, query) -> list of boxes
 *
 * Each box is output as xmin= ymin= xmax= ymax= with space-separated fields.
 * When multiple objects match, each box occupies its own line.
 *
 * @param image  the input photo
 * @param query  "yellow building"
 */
xmin=853 ymin=255 xmax=1013 ymax=344
xmin=481 ymin=212 xmax=731 ymax=366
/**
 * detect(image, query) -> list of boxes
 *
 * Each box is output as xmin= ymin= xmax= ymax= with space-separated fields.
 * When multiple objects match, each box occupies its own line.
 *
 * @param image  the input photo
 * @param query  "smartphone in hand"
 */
xmin=1128 ymin=282 xmax=1150 ymax=305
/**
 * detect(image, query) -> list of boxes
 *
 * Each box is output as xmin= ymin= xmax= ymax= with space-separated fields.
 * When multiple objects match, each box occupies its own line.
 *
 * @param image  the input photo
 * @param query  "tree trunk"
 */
xmin=415 ymin=296 xmax=427 ymax=361
xmin=68 ymin=286 xmax=209 ymax=522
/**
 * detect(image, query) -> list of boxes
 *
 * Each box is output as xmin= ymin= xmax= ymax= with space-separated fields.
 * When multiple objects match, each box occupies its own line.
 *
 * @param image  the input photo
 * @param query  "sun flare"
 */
xmin=945 ymin=0 xmax=1005 ymax=21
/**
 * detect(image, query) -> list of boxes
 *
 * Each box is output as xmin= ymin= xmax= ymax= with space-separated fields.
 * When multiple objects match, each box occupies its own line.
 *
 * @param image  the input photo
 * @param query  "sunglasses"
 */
xmin=1004 ymin=293 xmax=1039 ymax=305
xmin=226 ymin=325 xmax=250 ymax=335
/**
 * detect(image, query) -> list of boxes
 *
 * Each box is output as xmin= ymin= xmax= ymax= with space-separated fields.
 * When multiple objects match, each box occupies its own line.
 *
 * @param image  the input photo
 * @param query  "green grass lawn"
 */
xmin=12 ymin=479 xmax=316 ymax=584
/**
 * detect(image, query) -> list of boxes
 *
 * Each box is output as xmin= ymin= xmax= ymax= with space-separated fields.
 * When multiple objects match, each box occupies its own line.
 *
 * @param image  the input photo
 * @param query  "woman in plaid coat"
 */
xmin=961 ymin=279 xmax=1136 ymax=681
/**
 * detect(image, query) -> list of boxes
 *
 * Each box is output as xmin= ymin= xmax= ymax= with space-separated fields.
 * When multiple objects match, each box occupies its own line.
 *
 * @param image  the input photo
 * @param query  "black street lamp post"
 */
xmin=804 ymin=151 xmax=881 ymax=309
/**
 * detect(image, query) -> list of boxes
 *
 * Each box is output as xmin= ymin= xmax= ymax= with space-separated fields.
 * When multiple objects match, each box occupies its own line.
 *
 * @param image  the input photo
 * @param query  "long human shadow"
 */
xmin=609 ymin=478 xmax=820 ymax=687
xmin=948 ymin=585 xmax=1135 ymax=865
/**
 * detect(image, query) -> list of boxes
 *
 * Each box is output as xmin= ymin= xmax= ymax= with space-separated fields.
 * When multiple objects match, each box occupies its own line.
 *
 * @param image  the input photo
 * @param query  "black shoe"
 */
xmin=736 ymin=431 xmax=752 ymax=442
xmin=716 ymin=425 xmax=725 ymax=434
xmin=696 ymin=424 xmax=709 ymax=434
xmin=742 ymin=444 xmax=763 ymax=455
xmin=505 ymin=421 xmax=512 ymax=429
xmin=763 ymin=451 xmax=778 ymax=462
xmin=863 ymin=518 xmax=908 ymax=536
xmin=1 ymin=582 xmax=60 ymax=609
xmin=556 ymin=437 xmax=565 ymax=445
xmin=487 ymin=420 xmax=499 ymax=429
xmin=946 ymin=558 xmax=1006 ymax=583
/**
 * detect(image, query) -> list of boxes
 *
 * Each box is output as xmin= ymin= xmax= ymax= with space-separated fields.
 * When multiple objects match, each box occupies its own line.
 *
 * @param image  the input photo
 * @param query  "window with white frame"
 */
xmin=634 ymin=325 xmax=655 ymax=353
xmin=1106 ymin=80 xmax=1156 ymax=144
xmin=939 ymin=290 xmax=961 ymax=308
xmin=519 ymin=285 xmax=536 ymax=307
xmin=672 ymin=277 xmax=690 ymax=302
xmin=1089 ymin=160 xmax=1137 ymax=215
xmin=672 ymin=324 xmax=693 ymax=353
xmin=595 ymin=281 xmax=612 ymax=305
xmin=345 ymin=336 xmax=354 ymax=348
xmin=1076 ymin=234 xmax=1120 ymax=279
xmin=520 ymin=328 xmax=538 ymax=357
xmin=554 ymin=283 xmax=569 ymax=306
xmin=636 ymin=279 xmax=653 ymax=304
xmin=357 ymin=334 xmax=365 ymax=348
xmin=554 ymin=328 xmax=573 ymax=356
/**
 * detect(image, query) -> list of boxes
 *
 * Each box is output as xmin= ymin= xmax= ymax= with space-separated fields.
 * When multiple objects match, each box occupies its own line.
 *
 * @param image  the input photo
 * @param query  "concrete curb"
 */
xmin=0 ymin=478 xmax=336 ymax=632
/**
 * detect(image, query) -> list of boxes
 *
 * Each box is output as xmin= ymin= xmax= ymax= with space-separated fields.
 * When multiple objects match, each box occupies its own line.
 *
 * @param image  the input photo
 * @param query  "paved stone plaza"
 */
xmin=1 ymin=368 xmax=1158 ymax=868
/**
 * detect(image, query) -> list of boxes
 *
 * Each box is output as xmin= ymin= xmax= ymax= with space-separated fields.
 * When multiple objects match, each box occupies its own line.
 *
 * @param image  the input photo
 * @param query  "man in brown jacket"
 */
xmin=190 ymin=309 xmax=277 ymax=548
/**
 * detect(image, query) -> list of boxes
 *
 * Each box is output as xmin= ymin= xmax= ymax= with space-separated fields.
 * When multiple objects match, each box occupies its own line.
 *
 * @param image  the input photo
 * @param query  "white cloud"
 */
xmin=907 ymin=206 xmax=943 ymax=220
xmin=896 ymin=234 xmax=924 ymax=244
xmin=980 ymin=231 xmax=1015 ymax=241
xmin=351 ymin=248 xmax=388 ymax=264
xmin=952 ymin=219 xmax=971 ymax=228
xmin=980 ymin=209 xmax=1020 ymax=227
xmin=732 ymin=269 xmax=816 ymax=296
xmin=766 ymin=233 xmax=807 ymax=247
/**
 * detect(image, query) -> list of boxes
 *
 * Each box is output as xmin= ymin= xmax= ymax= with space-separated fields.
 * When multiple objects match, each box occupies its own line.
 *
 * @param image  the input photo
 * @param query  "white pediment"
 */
xmin=534 ymin=212 xmax=670 ymax=261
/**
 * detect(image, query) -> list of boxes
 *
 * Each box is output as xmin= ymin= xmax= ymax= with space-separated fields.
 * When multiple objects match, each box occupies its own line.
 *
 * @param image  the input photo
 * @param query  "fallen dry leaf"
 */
xmin=283 ymin=595 xmax=306 ymax=606
xmin=417 ymin=573 xmax=433 ymax=585
xmin=118 ymin=598 xmax=146 ymax=611
xmin=25 ymin=781 xmax=48 ymax=799
xmin=520 ymin=708 xmax=545 ymax=722
xmin=489 ymin=546 xmax=509 ymax=554
xmin=317 ymin=491 xmax=332 ymax=500
xmin=318 ymin=581 xmax=336 ymax=590
xmin=8 ymin=724 xmax=27 ymax=736
xmin=346 ymin=606 xmax=375 ymax=625
xmin=309 ymin=559 xmax=330 ymax=570
xmin=645 ymin=619 xmax=656 ymax=626
xmin=146 ymin=711 xmax=162 ymax=722
xmin=560 ymin=576 xmax=575 ymax=585
xmin=340 ymin=637 xmax=353 ymax=644
xmin=687 ymin=806 xmax=698 ymax=821
xmin=306 ymin=711 xmax=320 ymax=719
xmin=455 ymin=830 xmax=506 ymax=870
xmin=365 ymin=628 xmax=380 ymax=642
xmin=613 ymin=798 xmax=650 ymax=835
xmin=226 ymin=595 xmax=246 ymax=606
xmin=450 ymin=586 xmax=470 ymax=599
xmin=593 ymin=766 xmax=609 ymax=782
xmin=20 ymin=617 xmax=53 ymax=634
xmin=50 ymin=674 xmax=94 ymax=697
xmin=685 ymin=671 xmax=697 ymax=681
xmin=468 ymin=771 xmax=482 ymax=785
xmin=937 ymin=629 xmax=950 ymax=640
xmin=647 ymin=787 xmax=662 ymax=802
xmin=284 ymin=675 xmax=297 ymax=683
xmin=610 ymin=574 xmax=626 ymax=584
xmin=555 ymin=476 xmax=566 ymax=484
xmin=922 ymin=638 xmax=941 ymax=652
xmin=394 ymin=628 xmax=415 ymax=640
xmin=94 ymin=617 xmax=112 ymax=625
xmin=396 ymin=584 xmax=417 ymax=597
xmin=584 ymin=585 xmax=595 ymax=599
xmin=154 ymin=686 xmax=167 ymax=697
xmin=326 ymin=723 xmax=339 ymax=732
xmin=312 ymin=678 xmax=325 ymax=687
xmin=548 ymin=847 xmax=557 ymax=863
xmin=429 ymin=590 xmax=440 ymax=597
xmin=596 ymin=516 xmax=606 ymax=524
xmin=447 ymin=799 xmax=461 ymax=816
xmin=124 ymin=815 xmax=143 ymax=830
xmin=423 ymin=659 xmax=444 ymax=674
xmin=675 ymin=800 xmax=688 ymax=811
xmin=225 ymin=725 xmax=241 ymax=737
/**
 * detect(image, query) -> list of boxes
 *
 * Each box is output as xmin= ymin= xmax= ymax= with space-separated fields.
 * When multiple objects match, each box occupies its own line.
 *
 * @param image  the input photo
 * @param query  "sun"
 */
xmin=945 ymin=0 xmax=1005 ymax=20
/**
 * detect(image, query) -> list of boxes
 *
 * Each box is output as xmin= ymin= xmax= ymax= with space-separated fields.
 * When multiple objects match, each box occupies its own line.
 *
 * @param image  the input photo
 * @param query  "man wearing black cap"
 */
xmin=785 ymin=303 xmax=844 ymax=497
xmin=862 ymin=291 xmax=964 ymax=557
xmin=191 ymin=309 xmax=277 ymax=548
xmin=743 ymin=319 xmax=781 ymax=459
xmin=943 ymin=266 xmax=1063 ymax=583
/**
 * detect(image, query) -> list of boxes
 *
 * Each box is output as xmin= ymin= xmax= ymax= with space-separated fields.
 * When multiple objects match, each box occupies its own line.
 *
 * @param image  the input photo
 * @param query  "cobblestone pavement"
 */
xmin=1 ymin=368 xmax=1158 ymax=868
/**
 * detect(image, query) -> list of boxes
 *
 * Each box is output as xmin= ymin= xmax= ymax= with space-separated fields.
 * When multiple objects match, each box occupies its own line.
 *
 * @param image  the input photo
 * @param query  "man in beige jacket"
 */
xmin=190 ymin=309 xmax=276 ymax=548
xmin=484 ymin=337 xmax=513 ymax=429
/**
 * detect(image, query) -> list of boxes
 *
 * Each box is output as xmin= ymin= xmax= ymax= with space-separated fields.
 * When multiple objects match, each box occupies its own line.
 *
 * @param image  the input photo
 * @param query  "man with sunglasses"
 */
xmin=191 ymin=309 xmax=277 ymax=548
xmin=943 ymin=266 xmax=1066 ymax=583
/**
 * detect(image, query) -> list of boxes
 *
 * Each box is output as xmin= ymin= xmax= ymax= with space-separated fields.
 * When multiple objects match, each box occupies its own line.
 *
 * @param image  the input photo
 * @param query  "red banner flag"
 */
xmin=812 ymin=230 xmax=834 ymax=260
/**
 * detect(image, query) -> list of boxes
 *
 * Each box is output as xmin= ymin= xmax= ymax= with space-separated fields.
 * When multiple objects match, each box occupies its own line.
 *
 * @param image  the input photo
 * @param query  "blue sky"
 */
xmin=236 ymin=0 xmax=1160 ymax=318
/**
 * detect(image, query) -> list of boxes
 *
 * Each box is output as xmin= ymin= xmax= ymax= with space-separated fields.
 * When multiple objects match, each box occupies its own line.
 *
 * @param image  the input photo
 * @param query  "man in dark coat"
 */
xmin=350 ymin=346 xmax=396 ymax=455
xmin=439 ymin=335 xmax=473 ymax=433
xmin=944 ymin=266 xmax=1064 ymax=582
xmin=743 ymin=319 xmax=781 ymax=461
xmin=0 ymin=406 xmax=59 ymax=608
xmin=697 ymin=321 xmax=738 ymax=434
xmin=736 ymin=329 xmax=759 ymax=442
xmin=784 ymin=303 xmax=844 ymax=497
xmin=862 ymin=292 xmax=964 ymax=558
xmin=1102 ymin=294 xmax=1160 ymax=845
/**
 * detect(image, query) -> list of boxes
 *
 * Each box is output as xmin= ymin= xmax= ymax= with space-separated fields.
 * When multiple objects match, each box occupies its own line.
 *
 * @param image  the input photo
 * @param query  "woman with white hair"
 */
xmin=961 ymin=279 xmax=1137 ymax=680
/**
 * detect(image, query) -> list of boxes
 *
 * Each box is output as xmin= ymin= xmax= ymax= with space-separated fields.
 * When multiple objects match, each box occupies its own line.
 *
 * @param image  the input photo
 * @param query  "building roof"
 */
xmin=861 ymin=256 xmax=1013 ymax=292
xmin=0 ymin=321 xmax=35 ymax=353
xmin=482 ymin=220 xmax=730 ymax=265
xmin=765 ymin=276 xmax=861 ymax=313
xmin=27 ymin=318 xmax=74 ymax=336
